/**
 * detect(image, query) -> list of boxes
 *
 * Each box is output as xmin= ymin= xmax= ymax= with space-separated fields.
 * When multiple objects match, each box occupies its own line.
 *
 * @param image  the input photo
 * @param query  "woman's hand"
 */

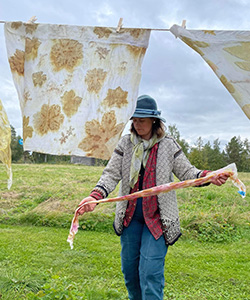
xmin=210 ymin=174 xmax=230 ymax=186
xmin=77 ymin=196 xmax=97 ymax=215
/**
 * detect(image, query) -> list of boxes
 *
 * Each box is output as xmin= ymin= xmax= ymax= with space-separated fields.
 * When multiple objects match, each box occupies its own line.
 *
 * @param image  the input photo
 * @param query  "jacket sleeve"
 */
xmin=171 ymin=140 xmax=202 ymax=181
xmin=93 ymin=136 xmax=126 ymax=197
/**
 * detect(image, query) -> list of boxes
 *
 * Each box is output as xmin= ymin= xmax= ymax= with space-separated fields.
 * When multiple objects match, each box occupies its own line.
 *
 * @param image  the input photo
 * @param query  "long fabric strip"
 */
xmin=67 ymin=163 xmax=246 ymax=249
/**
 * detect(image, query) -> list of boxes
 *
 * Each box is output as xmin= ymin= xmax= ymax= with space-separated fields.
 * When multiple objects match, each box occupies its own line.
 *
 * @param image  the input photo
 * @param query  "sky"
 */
xmin=0 ymin=0 xmax=250 ymax=150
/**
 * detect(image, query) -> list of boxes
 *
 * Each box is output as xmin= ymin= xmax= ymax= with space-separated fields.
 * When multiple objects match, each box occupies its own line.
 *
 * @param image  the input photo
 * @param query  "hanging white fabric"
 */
xmin=170 ymin=24 xmax=250 ymax=120
xmin=0 ymin=99 xmax=12 ymax=189
xmin=4 ymin=22 xmax=151 ymax=159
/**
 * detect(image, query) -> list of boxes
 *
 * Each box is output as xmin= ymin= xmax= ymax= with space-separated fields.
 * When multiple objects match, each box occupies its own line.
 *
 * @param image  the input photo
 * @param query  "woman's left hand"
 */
xmin=210 ymin=174 xmax=230 ymax=186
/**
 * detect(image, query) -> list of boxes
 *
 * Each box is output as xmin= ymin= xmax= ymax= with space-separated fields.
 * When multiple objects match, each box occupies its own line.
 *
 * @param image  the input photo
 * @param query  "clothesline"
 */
xmin=0 ymin=20 xmax=171 ymax=31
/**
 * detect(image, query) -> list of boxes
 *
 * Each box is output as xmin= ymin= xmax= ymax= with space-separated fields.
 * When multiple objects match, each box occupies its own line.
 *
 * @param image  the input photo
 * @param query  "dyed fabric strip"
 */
xmin=67 ymin=163 xmax=246 ymax=249
xmin=170 ymin=24 xmax=250 ymax=120
xmin=4 ymin=22 xmax=151 ymax=159
xmin=0 ymin=99 xmax=12 ymax=189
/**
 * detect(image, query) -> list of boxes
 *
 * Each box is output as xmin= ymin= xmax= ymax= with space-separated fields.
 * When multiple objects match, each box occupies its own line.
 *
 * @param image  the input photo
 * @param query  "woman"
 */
xmin=78 ymin=95 xmax=229 ymax=300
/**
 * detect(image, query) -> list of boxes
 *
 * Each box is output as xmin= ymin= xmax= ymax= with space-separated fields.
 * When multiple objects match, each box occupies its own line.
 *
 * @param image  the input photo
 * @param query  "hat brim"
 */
xmin=130 ymin=113 xmax=166 ymax=122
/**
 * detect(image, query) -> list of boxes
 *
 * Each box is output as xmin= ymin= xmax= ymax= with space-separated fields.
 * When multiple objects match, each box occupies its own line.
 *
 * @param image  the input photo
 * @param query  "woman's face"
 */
xmin=132 ymin=117 xmax=154 ymax=140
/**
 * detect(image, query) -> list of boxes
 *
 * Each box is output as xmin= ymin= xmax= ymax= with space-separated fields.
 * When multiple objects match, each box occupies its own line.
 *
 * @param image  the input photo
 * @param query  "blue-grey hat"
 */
xmin=131 ymin=95 xmax=166 ymax=122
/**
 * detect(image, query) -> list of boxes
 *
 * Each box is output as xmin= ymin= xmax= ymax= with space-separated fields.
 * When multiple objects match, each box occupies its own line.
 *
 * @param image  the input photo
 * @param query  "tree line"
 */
xmin=10 ymin=124 xmax=250 ymax=172
xmin=167 ymin=125 xmax=250 ymax=172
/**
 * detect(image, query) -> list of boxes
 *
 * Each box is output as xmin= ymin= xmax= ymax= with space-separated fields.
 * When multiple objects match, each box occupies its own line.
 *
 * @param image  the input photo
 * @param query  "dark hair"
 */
xmin=130 ymin=118 xmax=166 ymax=138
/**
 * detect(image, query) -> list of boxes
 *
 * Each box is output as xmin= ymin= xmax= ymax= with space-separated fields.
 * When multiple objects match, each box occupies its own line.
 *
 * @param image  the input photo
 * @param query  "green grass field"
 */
xmin=0 ymin=164 xmax=249 ymax=299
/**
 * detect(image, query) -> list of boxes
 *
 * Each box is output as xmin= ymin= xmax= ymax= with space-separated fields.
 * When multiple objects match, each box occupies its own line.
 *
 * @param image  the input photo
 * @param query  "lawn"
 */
xmin=0 ymin=163 xmax=249 ymax=299
xmin=0 ymin=225 xmax=249 ymax=299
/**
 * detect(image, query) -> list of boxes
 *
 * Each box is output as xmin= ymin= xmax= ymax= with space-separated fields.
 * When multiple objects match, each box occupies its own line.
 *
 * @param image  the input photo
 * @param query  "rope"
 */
xmin=0 ymin=20 xmax=171 ymax=31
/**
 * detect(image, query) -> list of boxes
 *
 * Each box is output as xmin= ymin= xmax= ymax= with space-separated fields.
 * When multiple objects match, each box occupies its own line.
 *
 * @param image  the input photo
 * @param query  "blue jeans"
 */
xmin=120 ymin=198 xmax=168 ymax=300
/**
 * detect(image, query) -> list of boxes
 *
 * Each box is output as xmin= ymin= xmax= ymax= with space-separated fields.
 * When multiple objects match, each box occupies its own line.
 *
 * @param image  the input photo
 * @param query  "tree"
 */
xmin=225 ymin=136 xmax=244 ymax=171
xmin=189 ymin=137 xmax=206 ymax=169
xmin=241 ymin=138 xmax=250 ymax=172
xmin=203 ymin=141 xmax=213 ymax=170
xmin=10 ymin=125 xmax=23 ymax=162
xmin=166 ymin=124 xmax=189 ymax=155
xmin=209 ymin=139 xmax=226 ymax=170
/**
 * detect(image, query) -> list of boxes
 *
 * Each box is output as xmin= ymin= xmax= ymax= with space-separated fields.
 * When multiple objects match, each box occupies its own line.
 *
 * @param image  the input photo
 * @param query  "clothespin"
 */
xmin=116 ymin=18 xmax=123 ymax=33
xmin=181 ymin=20 xmax=186 ymax=29
xmin=27 ymin=16 xmax=37 ymax=23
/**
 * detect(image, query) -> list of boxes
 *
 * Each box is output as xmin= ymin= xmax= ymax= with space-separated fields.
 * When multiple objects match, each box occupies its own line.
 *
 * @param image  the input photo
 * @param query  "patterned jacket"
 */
xmin=94 ymin=134 xmax=202 ymax=246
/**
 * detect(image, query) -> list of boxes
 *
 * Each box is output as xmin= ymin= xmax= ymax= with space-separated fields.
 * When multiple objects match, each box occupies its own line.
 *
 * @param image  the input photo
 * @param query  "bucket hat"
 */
xmin=130 ymin=95 xmax=166 ymax=122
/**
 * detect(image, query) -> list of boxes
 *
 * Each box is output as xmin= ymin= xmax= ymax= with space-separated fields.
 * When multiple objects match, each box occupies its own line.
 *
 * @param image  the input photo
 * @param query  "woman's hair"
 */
xmin=130 ymin=118 xmax=166 ymax=138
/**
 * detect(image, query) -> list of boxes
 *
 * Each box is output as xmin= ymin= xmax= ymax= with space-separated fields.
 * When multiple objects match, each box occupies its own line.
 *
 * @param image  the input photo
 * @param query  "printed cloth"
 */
xmin=0 ymin=99 xmax=12 ymax=189
xmin=4 ymin=22 xmax=151 ymax=159
xmin=170 ymin=25 xmax=250 ymax=120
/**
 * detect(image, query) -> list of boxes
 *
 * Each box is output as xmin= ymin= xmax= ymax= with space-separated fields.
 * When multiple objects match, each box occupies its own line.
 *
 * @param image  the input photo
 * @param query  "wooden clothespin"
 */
xmin=116 ymin=18 xmax=123 ymax=33
xmin=181 ymin=20 xmax=186 ymax=29
xmin=27 ymin=16 xmax=37 ymax=23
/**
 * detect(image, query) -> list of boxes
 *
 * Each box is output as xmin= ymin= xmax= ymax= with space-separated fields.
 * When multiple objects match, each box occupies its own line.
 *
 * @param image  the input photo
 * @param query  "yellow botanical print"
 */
xmin=0 ymin=99 xmax=11 ymax=150
xmin=224 ymin=42 xmax=250 ymax=71
xmin=25 ymin=37 xmax=41 ymax=61
xmin=11 ymin=22 xmax=22 ymax=30
xmin=93 ymin=27 xmax=112 ymax=38
xmin=203 ymin=30 xmax=216 ymax=35
xmin=235 ymin=61 xmax=250 ymax=71
xmin=8 ymin=49 xmax=25 ymax=76
xmin=102 ymin=87 xmax=128 ymax=108
xmin=95 ymin=47 xmax=110 ymax=60
xmin=126 ymin=45 xmax=146 ymax=58
xmin=180 ymin=36 xmax=210 ymax=56
xmin=85 ymin=68 xmax=107 ymax=93
xmin=61 ymin=90 xmax=82 ymax=117
xmin=78 ymin=110 xmax=124 ymax=159
xmin=120 ymin=28 xmax=145 ymax=39
xmin=50 ymin=39 xmax=83 ymax=72
xmin=118 ymin=61 xmax=128 ymax=75
xmin=32 ymin=71 xmax=47 ymax=87
xmin=220 ymin=75 xmax=235 ymax=94
xmin=23 ymin=91 xmax=32 ymax=103
xmin=206 ymin=59 xmax=218 ymax=72
xmin=25 ymin=23 xmax=38 ymax=34
xmin=23 ymin=116 xmax=33 ymax=142
xmin=59 ymin=126 xmax=76 ymax=144
xmin=242 ymin=104 xmax=250 ymax=119
xmin=33 ymin=104 xmax=64 ymax=135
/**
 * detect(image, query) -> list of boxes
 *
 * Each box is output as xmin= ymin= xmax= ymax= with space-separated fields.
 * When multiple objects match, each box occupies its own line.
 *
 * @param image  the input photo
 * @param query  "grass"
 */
xmin=0 ymin=163 xmax=250 ymax=299
xmin=0 ymin=225 xmax=249 ymax=299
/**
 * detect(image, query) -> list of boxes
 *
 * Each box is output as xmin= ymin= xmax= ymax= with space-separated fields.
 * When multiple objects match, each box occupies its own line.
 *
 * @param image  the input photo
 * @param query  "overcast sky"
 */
xmin=0 ymin=0 xmax=250 ymax=150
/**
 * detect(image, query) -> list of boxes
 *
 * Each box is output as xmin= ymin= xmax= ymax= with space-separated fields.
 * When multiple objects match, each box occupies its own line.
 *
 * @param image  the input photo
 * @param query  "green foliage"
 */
xmin=10 ymin=125 xmax=23 ymax=162
xmin=167 ymin=124 xmax=189 ymax=156
xmin=188 ymin=135 xmax=250 ymax=172
xmin=189 ymin=220 xmax=242 ymax=243
xmin=226 ymin=136 xmax=244 ymax=169
xmin=27 ymin=152 xmax=71 ymax=164
xmin=226 ymin=136 xmax=250 ymax=172
xmin=166 ymin=124 xmax=250 ymax=171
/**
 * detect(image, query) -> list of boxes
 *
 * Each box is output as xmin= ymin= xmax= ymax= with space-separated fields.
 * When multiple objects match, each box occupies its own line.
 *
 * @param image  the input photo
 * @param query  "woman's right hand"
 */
xmin=77 ymin=196 xmax=97 ymax=215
